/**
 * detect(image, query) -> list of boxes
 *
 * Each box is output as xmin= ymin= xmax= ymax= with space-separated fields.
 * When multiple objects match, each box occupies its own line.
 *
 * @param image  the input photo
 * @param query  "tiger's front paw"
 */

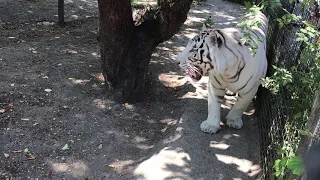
xmin=200 ymin=120 xmax=221 ymax=134
xmin=226 ymin=116 xmax=243 ymax=129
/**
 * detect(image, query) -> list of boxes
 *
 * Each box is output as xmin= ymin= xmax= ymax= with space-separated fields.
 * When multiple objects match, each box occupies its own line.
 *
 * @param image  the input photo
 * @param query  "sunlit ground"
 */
xmin=49 ymin=159 xmax=89 ymax=178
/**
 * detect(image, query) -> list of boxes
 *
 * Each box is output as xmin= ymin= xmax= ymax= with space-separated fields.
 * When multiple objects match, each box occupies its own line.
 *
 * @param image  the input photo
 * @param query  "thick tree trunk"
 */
xmin=97 ymin=0 xmax=192 ymax=102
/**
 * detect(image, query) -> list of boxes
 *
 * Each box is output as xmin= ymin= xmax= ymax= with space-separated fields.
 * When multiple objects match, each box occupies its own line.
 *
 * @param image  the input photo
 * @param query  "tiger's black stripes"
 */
xmin=229 ymin=71 xmax=239 ymax=80
xmin=237 ymin=75 xmax=253 ymax=91
xmin=216 ymin=95 xmax=224 ymax=99
xmin=227 ymin=73 xmax=240 ymax=83
xmin=213 ymin=76 xmax=222 ymax=86
xmin=215 ymin=95 xmax=225 ymax=103
xmin=231 ymin=57 xmax=240 ymax=69
xmin=215 ymin=30 xmax=238 ymax=59
xmin=205 ymin=62 xmax=214 ymax=70
xmin=199 ymin=49 xmax=205 ymax=61
xmin=210 ymin=82 xmax=224 ymax=91
xmin=243 ymin=82 xmax=256 ymax=94
xmin=228 ymin=61 xmax=246 ymax=83
xmin=231 ymin=31 xmax=243 ymax=46
xmin=224 ymin=45 xmax=246 ymax=83
xmin=219 ymin=74 xmax=227 ymax=84
xmin=206 ymin=53 xmax=212 ymax=61
xmin=226 ymin=57 xmax=240 ymax=79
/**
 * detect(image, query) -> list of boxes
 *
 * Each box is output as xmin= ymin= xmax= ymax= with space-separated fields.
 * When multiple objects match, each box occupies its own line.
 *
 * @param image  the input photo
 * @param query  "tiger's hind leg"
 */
xmin=226 ymin=84 xmax=259 ymax=129
xmin=200 ymin=80 xmax=226 ymax=134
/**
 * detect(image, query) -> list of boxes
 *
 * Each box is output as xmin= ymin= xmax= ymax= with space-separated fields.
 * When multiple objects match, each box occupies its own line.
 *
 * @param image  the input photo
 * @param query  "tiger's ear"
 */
xmin=202 ymin=22 xmax=213 ymax=31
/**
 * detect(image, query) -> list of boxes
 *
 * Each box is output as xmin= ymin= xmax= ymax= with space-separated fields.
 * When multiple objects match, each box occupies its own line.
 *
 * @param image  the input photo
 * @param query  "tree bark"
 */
xmin=97 ymin=0 xmax=192 ymax=102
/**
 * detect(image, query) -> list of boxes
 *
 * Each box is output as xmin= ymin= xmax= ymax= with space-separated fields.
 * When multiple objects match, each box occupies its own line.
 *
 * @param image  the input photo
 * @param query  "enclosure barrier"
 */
xmin=254 ymin=0 xmax=319 ymax=179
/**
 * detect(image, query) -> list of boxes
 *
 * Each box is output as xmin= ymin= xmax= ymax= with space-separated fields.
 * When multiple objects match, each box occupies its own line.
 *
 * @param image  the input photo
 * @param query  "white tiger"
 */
xmin=176 ymin=12 xmax=268 ymax=134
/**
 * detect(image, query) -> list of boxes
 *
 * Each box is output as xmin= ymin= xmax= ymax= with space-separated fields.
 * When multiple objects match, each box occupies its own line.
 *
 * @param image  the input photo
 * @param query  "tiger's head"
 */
xmin=176 ymin=24 xmax=215 ymax=81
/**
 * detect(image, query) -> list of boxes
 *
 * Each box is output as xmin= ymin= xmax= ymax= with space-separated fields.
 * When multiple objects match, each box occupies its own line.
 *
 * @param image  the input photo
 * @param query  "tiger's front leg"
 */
xmin=200 ymin=80 xmax=225 ymax=134
xmin=226 ymin=84 xmax=259 ymax=129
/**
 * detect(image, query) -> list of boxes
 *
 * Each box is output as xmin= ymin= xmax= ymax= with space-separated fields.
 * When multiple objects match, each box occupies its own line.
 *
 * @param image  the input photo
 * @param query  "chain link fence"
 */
xmin=254 ymin=0 xmax=320 ymax=179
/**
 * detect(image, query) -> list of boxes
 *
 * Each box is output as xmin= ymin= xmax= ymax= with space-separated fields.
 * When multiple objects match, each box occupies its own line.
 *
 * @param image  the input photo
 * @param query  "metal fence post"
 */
xmin=58 ymin=0 xmax=64 ymax=27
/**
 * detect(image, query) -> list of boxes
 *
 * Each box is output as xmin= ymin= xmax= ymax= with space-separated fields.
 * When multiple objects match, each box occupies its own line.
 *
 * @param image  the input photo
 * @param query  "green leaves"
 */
xmin=237 ymin=7 xmax=266 ymax=56
xmin=296 ymin=26 xmax=320 ymax=52
xmin=294 ymin=0 xmax=318 ymax=11
xmin=261 ymin=66 xmax=293 ymax=95
xmin=299 ymin=129 xmax=313 ymax=137
xmin=273 ymin=155 xmax=304 ymax=178
xmin=247 ymin=5 xmax=263 ymax=13
xmin=276 ymin=14 xmax=302 ymax=29
xmin=273 ymin=157 xmax=288 ymax=178
xmin=161 ymin=126 xmax=168 ymax=132
xmin=244 ymin=1 xmax=253 ymax=12
xmin=203 ymin=15 xmax=214 ymax=26
xmin=264 ymin=0 xmax=281 ymax=8
xmin=62 ymin=144 xmax=69 ymax=150
xmin=287 ymin=156 xmax=304 ymax=175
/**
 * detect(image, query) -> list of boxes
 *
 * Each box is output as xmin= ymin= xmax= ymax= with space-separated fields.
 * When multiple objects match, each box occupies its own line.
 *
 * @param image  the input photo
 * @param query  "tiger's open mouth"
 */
xmin=185 ymin=66 xmax=203 ymax=81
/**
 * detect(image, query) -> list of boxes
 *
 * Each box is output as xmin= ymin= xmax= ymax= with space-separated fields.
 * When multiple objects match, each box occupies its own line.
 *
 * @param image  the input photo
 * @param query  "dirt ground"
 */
xmin=0 ymin=0 xmax=260 ymax=180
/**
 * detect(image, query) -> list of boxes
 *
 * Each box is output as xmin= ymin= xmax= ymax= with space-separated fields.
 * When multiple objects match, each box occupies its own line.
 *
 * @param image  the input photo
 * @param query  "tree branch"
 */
xmin=156 ymin=0 xmax=193 ymax=42
xmin=134 ymin=0 xmax=192 ymax=43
